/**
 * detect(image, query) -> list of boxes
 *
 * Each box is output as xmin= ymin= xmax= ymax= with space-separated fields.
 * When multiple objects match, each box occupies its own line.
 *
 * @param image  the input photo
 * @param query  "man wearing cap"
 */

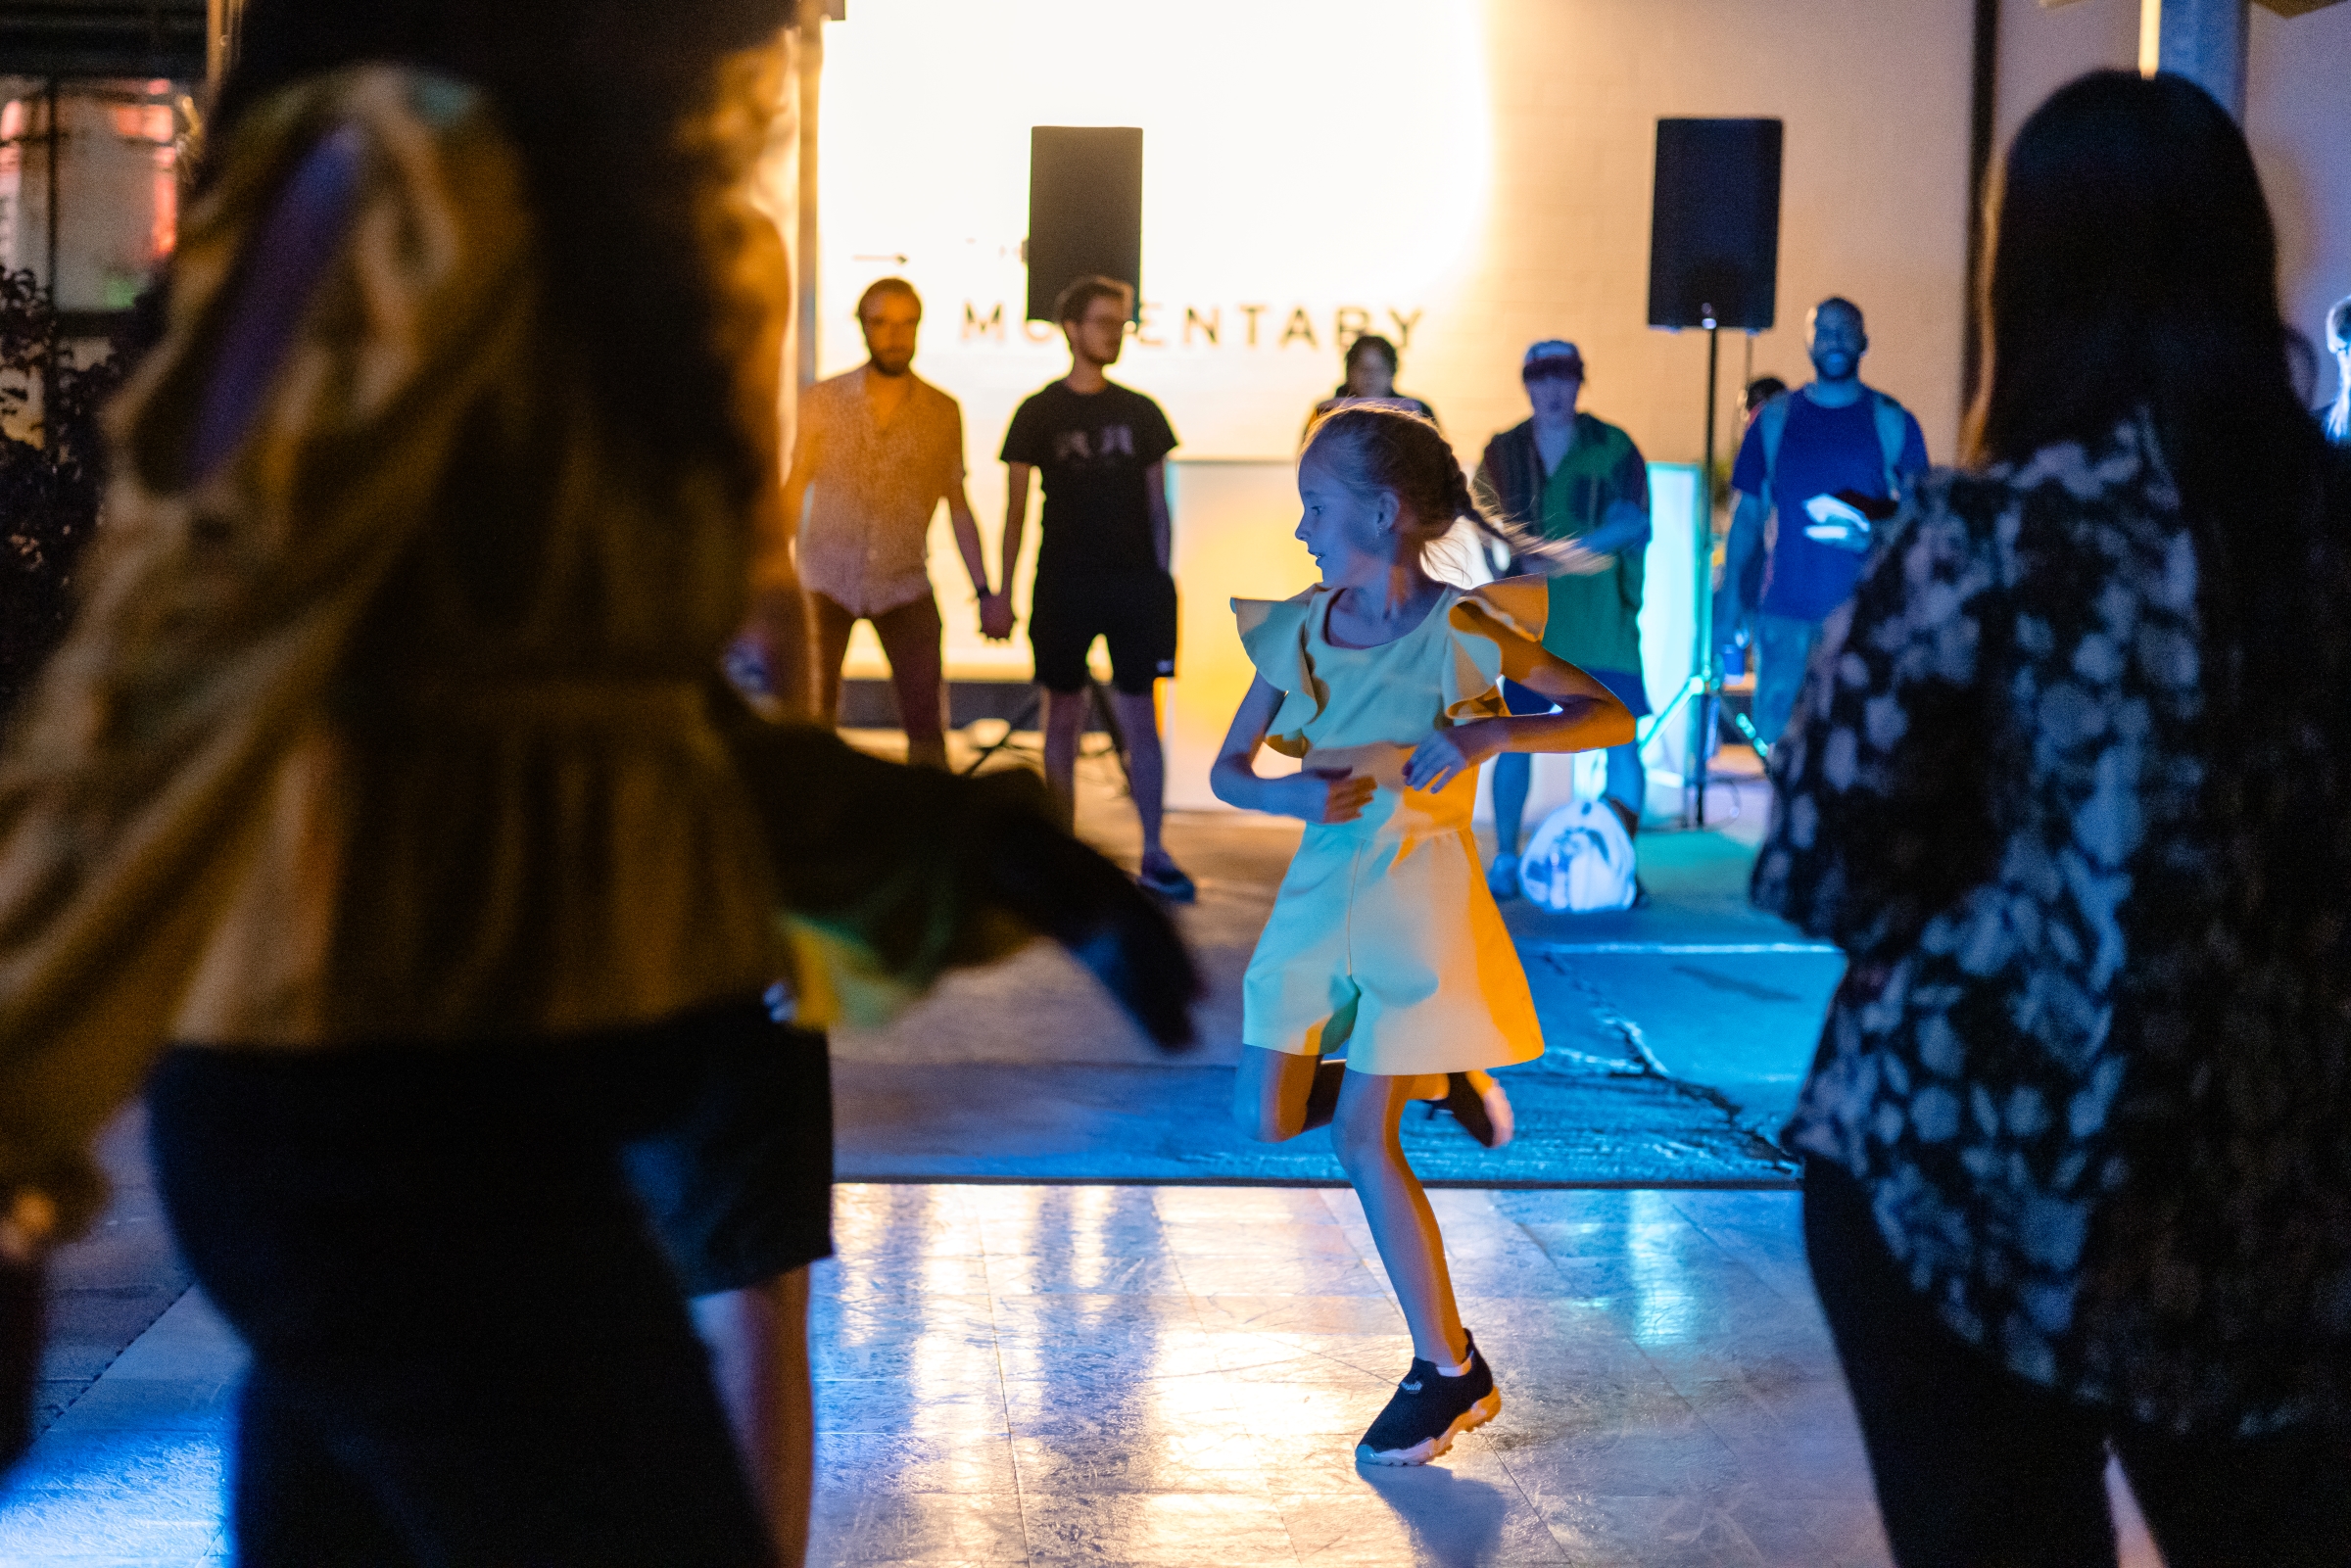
xmin=1473 ymin=340 xmax=1653 ymax=898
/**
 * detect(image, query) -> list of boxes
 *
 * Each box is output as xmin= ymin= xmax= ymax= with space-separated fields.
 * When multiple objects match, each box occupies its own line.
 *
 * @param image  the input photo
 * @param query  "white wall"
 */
xmin=1158 ymin=458 xmax=1703 ymax=814
xmin=809 ymin=0 xmax=2351 ymax=689
xmin=1993 ymin=0 xmax=2351 ymax=406
xmin=1995 ymin=0 xmax=2138 ymax=154
xmin=814 ymin=0 xmax=1981 ymax=686
xmin=1445 ymin=0 xmax=1976 ymax=477
xmin=2248 ymin=2 xmax=2351 ymax=406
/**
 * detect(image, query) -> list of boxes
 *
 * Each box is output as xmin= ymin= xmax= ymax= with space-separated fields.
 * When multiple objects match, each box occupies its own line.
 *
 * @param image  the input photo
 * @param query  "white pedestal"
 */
xmin=1161 ymin=457 xmax=1704 ymax=824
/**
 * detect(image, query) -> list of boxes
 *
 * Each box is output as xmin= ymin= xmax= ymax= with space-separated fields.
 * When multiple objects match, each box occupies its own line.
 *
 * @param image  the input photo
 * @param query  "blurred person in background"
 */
xmin=1721 ymin=299 xmax=1928 ymax=746
xmin=0 ymin=4 xmax=1195 ymax=1563
xmin=1301 ymin=332 xmax=1438 ymax=443
xmin=771 ymin=277 xmax=1006 ymax=770
xmin=1757 ymin=70 xmax=2351 ymax=1566
xmin=1473 ymin=340 xmax=1652 ymax=898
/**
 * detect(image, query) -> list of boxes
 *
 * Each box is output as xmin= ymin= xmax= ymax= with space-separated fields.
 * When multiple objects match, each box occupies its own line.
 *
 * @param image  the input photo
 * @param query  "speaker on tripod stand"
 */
xmin=1644 ymin=118 xmax=1782 ymax=827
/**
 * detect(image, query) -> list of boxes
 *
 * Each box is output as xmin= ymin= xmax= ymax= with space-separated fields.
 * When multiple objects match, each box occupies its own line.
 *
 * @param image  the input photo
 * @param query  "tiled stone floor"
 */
xmin=809 ymin=1183 xmax=1894 ymax=1567
xmin=1 ymin=1181 xmax=2161 ymax=1566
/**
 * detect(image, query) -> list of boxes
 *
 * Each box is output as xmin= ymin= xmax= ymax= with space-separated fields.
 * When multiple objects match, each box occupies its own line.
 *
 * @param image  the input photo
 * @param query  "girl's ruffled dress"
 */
xmin=1232 ymin=577 xmax=1553 ymax=1077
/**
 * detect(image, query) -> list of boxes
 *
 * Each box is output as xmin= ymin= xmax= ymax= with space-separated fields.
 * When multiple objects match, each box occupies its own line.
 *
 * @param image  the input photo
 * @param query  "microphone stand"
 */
xmin=1636 ymin=314 xmax=1768 ymax=828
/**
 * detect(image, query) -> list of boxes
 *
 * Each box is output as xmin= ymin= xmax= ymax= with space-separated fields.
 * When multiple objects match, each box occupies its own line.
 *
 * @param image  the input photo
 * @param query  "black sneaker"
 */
xmin=1356 ymin=1332 xmax=1501 ymax=1466
xmin=1135 ymin=851 xmax=1196 ymax=904
xmin=1425 ymin=1070 xmax=1514 ymax=1149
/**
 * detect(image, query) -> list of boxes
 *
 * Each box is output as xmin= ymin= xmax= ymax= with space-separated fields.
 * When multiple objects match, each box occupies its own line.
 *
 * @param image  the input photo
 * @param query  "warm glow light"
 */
xmin=819 ymin=0 xmax=1494 ymax=452
xmin=815 ymin=1 xmax=1494 ymax=688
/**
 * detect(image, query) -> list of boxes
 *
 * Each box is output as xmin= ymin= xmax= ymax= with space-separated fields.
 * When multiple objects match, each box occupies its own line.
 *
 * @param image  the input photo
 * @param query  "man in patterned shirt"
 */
xmin=762 ymin=278 xmax=1003 ymax=769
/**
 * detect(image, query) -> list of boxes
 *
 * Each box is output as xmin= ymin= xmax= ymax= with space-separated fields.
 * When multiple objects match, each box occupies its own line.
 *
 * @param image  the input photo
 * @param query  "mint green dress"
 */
xmin=1231 ymin=577 xmax=1552 ymax=1076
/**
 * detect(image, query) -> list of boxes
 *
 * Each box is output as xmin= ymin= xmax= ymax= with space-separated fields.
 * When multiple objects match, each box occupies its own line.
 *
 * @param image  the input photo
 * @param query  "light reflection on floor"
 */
xmin=0 ymin=1287 xmax=239 ymax=1566
xmin=2 ymin=1182 xmax=2167 ymax=1566
xmin=811 ymin=1183 xmax=1892 ymax=1566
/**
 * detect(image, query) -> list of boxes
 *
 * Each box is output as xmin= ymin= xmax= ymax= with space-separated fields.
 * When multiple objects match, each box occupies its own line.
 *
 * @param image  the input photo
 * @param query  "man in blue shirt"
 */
xmin=1721 ymin=297 xmax=1930 ymax=743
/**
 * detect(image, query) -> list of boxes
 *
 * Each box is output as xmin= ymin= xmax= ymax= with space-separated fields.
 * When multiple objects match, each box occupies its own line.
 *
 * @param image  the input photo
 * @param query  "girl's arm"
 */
xmin=1209 ymin=676 xmax=1376 ymax=824
xmin=1403 ymin=645 xmax=1636 ymax=792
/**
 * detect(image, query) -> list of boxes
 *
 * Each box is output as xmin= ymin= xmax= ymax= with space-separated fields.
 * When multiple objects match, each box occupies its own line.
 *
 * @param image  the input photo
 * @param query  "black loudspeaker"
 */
xmin=1027 ymin=126 xmax=1142 ymax=323
xmin=1648 ymin=119 xmax=1782 ymax=332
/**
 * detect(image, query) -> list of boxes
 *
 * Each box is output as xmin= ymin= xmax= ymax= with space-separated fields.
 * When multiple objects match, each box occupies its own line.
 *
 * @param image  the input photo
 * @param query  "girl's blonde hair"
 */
xmin=1300 ymin=404 xmax=1576 ymax=576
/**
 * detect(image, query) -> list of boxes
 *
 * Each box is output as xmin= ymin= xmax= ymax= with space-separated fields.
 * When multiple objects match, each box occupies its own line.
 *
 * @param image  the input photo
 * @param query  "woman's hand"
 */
xmin=1405 ymin=720 xmax=1504 ymax=792
xmin=1273 ymin=767 xmax=1376 ymax=825
xmin=0 ymin=1190 xmax=57 ymax=1265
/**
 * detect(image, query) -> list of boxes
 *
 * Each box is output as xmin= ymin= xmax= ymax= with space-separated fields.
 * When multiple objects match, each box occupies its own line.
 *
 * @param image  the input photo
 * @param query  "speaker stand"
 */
xmin=1639 ymin=667 xmax=1769 ymax=781
xmin=957 ymin=680 xmax=1132 ymax=791
xmin=1635 ymin=322 xmax=1773 ymax=824
xmin=1689 ymin=321 xmax=1725 ymax=827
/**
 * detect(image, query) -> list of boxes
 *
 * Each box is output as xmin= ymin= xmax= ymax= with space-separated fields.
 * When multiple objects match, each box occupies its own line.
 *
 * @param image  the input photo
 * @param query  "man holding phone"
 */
xmin=1721 ymin=297 xmax=1929 ymax=745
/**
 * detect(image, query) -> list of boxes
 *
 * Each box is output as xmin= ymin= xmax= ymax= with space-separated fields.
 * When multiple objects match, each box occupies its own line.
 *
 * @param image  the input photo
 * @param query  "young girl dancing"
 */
xmin=1214 ymin=404 xmax=1633 ymax=1465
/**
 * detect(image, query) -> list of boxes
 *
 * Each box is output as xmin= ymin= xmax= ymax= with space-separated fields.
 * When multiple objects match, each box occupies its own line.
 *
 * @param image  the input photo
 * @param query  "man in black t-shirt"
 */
xmin=998 ymin=275 xmax=1193 ymax=902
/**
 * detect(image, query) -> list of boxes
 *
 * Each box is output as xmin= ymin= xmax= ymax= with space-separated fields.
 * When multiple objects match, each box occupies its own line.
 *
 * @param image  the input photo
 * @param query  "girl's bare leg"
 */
xmin=694 ymin=1267 xmax=814 ymax=1568
xmin=1233 ymin=1044 xmax=1346 ymax=1142
xmin=1330 ymin=1070 xmax=1468 ymax=1367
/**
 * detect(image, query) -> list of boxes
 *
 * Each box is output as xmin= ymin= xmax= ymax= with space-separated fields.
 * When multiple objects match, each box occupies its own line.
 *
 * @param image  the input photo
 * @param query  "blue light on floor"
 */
xmin=2 ymin=1289 xmax=239 ymax=1565
xmin=0 ymin=1429 xmax=229 ymax=1563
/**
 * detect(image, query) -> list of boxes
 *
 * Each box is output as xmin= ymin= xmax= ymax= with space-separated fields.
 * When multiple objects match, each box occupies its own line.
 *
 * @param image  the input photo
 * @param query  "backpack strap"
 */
xmin=1868 ymin=391 xmax=1909 ymax=500
xmin=1757 ymin=393 xmax=1793 ymax=510
xmin=1765 ymin=389 xmax=1912 ymax=506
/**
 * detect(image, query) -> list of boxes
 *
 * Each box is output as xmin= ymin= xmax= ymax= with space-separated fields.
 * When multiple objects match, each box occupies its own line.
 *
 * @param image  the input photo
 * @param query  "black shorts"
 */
xmin=622 ymin=999 xmax=835 ymax=1297
xmin=1031 ymin=570 xmax=1177 ymax=694
xmin=148 ymin=1019 xmax=795 ymax=1562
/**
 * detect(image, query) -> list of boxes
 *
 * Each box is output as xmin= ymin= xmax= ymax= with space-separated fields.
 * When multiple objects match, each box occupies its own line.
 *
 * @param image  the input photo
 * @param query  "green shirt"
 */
xmin=1533 ymin=413 xmax=1648 ymax=675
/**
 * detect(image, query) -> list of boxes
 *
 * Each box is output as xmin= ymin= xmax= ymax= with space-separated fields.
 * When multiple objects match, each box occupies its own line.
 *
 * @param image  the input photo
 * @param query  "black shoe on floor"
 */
xmin=1136 ymin=851 xmax=1197 ymax=904
xmin=1425 ymin=1071 xmax=1514 ymax=1149
xmin=1356 ymin=1332 xmax=1501 ymax=1466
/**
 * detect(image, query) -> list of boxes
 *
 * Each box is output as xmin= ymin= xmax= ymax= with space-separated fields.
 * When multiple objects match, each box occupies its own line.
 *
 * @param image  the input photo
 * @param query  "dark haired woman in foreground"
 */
xmin=0 ymin=2 xmax=1192 ymax=1562
xmin=1758 ymin=71 xmax=2351 ymax=1566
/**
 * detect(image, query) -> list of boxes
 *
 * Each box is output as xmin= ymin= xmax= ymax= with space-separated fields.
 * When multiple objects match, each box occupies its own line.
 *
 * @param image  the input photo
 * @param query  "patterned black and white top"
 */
xmin=1758 ymin=416 xmax=2351 ymax=1438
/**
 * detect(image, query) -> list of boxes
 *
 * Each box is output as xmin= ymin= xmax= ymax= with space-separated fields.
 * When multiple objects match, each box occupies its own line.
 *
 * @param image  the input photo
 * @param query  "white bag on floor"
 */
xmin=1517 ymin=798 xmax=1638 ymax=913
